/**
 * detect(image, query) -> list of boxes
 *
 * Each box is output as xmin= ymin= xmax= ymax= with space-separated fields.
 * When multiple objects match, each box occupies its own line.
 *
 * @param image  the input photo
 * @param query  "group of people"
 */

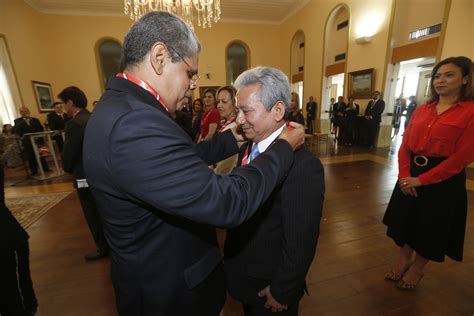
xmin=1 ymin=10 xmax=473 ymax=316
xmin=330 ymin=92 xmax=385 ymax=148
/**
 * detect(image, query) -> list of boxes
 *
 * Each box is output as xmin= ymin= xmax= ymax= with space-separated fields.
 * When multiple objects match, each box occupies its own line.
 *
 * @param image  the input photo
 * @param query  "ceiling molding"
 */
xmin=23 ymin=0 xmax=308 ymax=24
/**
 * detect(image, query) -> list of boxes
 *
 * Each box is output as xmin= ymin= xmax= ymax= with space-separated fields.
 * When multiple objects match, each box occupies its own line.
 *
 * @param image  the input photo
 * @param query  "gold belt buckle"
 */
xmin=414 ymin=155 xmax=428 ymax=167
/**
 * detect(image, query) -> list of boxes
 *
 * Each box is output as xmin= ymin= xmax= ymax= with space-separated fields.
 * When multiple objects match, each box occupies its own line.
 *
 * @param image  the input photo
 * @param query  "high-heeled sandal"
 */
xmin=385 ymin=263 xmax=411 ymax=282
xmin=396 ymin=269 xmax=424 ymax=290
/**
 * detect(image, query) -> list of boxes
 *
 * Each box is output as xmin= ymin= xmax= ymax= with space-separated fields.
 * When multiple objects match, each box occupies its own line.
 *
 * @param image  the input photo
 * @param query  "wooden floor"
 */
xmin=4 ymin=141 xmax=474 ymax=316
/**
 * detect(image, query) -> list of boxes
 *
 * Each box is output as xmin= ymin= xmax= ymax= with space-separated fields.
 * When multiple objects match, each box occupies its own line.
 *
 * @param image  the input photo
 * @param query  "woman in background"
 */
xmin=1 ymin=124 xmax=22 ymax=168
xmin=197 ymin=88 xmax=220 ymax=142
xmin=383 ymin=56 xmax=474 ymax=290
xmin=191 ymin=98 xmax=203 ymax=142
xmin=341 ymin=96 xmax=359 ymax=146
xmin=288 ymin=92 xmax=305 ymax=125
xmin=212 ymin=86 xmax=242 ymax=174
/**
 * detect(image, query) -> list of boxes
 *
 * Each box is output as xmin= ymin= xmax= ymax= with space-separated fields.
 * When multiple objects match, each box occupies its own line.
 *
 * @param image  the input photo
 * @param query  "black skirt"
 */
xmin=383 ymin=155 xmax=467 ymax=262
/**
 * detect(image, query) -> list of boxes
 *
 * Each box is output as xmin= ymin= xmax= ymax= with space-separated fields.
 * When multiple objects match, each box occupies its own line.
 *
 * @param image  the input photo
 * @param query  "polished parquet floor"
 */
xmin=4 ymin=140 xmax=474 ymax=316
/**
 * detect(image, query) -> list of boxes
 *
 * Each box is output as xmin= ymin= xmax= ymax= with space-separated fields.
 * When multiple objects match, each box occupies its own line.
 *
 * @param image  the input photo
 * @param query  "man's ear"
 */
xmin=149 ymin=42 xmax=168 ymax=75
xmin=272 ymin=101 xmax=286 ymax=121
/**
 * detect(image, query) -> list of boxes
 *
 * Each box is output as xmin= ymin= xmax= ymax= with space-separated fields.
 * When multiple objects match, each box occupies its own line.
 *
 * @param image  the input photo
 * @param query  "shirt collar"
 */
xmin=255 ymin=124 xmax=285 ymax=154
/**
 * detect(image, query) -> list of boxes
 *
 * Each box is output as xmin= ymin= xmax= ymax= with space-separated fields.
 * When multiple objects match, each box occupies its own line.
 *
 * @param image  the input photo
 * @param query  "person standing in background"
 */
xmin=305 ymin=96 xmax=317 ymax=134
xmin=59 ymin=86 xmax=109 ymax=261
xmin=46 ymin=101 xmax=70 ymax=152
xmin=364 ymin=91 xmax=385 ymax=149
xmin=288 ymin=92 xmax=305 ymax=125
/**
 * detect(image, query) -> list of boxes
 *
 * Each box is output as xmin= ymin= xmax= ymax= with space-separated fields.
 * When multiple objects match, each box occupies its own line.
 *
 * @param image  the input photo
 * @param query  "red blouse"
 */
xmin=199 ymin=107 xmax=220 ymax=138
xmin=398 ymin=100 xmax=474 ymax=185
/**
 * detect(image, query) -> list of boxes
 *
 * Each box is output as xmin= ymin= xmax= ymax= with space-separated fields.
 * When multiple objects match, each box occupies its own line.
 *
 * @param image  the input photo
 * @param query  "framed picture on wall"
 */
xmin=348 ymin=68 xmax=374 ymax=99
xmin=32 ymin=81 xmax=55 ymax=112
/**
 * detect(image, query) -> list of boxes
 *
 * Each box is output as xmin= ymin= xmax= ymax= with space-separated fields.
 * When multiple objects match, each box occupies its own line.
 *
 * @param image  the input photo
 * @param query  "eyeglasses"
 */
xmin=167 ymin=46 xmax=200 ymax=86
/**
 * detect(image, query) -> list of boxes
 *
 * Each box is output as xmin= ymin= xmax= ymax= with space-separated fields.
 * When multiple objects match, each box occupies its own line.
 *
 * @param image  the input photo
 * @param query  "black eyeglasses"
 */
xmin=167 ymin=46 xmax=200 ymax=85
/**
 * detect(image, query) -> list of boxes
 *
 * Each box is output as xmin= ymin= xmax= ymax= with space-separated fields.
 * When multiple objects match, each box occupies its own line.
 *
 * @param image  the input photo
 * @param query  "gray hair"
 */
xmin=121 ymin=11 xmax=201 ymax=70
xmin=234 ymin=67 xmax=291 ymax=114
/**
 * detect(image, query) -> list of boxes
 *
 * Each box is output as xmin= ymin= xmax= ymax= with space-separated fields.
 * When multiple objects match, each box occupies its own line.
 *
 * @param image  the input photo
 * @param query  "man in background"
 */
xmin=305 ymin=95 xmax=317 ymax=134
xmin=13 ymin=106 xmax=50 ymax=175
xmin=46 ymin=101 xmax=70 ymax=152
xmin=224 ymin=67 xmax=325 ymax=315
xmin=364 ymin=90 xmax=385 ymax=149
xmin=59 ymin=86 xmax=108 ymax=261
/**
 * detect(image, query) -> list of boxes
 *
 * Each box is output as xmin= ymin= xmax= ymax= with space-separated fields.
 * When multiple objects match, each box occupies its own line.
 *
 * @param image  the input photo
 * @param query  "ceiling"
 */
xmin=24 ymin=0 xmax=310 ymax=24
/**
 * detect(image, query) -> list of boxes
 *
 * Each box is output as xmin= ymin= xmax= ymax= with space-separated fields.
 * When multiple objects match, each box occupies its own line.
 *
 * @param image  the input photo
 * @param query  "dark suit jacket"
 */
xmin=224 ymin=142 xmax=325 ymax=306
xmin=306 ymin=101 xmax=317 ymax=119
xmin=364 ymin=99 xmax=385 ymax=123
xmin=13 ymin=117 xmax=44 ymax=138
xmin=61 ymin=109 xmax=90 ymax=179
xmin=47 ymin=112 xmax=70 ymax=131
xmin=82 ymin=76 xmax=296 ymax=315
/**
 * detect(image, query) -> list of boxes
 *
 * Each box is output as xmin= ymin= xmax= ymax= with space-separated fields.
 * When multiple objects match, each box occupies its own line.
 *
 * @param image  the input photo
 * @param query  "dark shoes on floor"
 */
xmin=84 ymin=249 xmax=109 ymax=261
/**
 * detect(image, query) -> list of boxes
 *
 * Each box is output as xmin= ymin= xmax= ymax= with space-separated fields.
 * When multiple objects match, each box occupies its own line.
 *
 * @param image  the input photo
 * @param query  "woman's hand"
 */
xmin=398 ymin=177 xmax=421 ymax=197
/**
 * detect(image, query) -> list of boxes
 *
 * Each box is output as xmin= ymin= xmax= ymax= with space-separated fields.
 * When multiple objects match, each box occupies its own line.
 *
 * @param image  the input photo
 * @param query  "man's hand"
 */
xmin=399 ymin=176 xmax=421 ymax=197
xmin=258 ymin=286 xmax=288 ymax=312
xmin=279 ymin=122 xmax=304 ymax=151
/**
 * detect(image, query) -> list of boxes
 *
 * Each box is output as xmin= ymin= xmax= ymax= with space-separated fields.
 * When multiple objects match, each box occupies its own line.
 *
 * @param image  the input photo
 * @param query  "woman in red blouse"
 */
xmin=197 ymin=88 xmax=220 ymax=142
xmin=383 ymin=56 xmax=474 ymax=290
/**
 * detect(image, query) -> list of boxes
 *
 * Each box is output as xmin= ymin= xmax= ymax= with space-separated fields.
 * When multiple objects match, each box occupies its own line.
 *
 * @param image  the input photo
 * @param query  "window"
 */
xmin=96 ymin=38 xmax=122 ymax=90
xmin=226 ymin=41 xmax=250 ymax=85
xmin=0 ymin=36 xmax=22 ymax=125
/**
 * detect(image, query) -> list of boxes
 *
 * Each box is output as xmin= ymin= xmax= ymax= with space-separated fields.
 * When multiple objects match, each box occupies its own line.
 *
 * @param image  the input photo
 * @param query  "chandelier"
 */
xmin=124 ymin=0 xmax=221 ymax=29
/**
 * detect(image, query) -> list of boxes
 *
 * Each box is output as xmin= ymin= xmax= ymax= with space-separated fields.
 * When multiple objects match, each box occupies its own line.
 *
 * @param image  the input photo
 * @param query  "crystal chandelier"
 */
xmin=124 ymin=0 xmax=221 ymax=29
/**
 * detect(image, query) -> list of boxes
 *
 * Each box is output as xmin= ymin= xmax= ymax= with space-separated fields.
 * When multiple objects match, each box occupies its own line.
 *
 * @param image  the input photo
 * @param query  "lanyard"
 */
xmin=117 ymin=73 xmax=169 ymax=112
xmin=241 ymin=142 xmax=253 ymax=166
xmin=218 ymin=117 xmax=235 ymax=132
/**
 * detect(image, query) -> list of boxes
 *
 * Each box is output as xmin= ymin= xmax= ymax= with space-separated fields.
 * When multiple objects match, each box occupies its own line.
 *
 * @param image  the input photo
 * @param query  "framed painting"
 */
xmin=348 ymin=68 xmax=374 ymax=99
xmin=32 ymin=81 xmax=55 ymax=112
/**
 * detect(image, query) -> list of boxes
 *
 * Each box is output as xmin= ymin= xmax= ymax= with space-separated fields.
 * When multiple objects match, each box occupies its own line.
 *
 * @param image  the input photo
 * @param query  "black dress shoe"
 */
xmin=84 ymin=249 xmax=109 ymax=261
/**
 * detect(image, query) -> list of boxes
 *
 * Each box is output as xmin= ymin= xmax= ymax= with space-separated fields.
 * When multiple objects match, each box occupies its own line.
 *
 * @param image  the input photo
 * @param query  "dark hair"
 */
xmin=429 ymin=56 xmax=473 ymax=102
xmin=58 ymin=86 xmax=88 ymax=108
xmin=121 ymin=11 xmax=201 ymax=70
xmin=2 ymin=124 xmax=12 ymax=134
xmin=203 ymin=88 xmax=216 ymax=99
xmin=216 ymin=86 xmax=237 ymax=105
xmin=52 ymin=101 xmax=63 ymax=107
xmin=192 ymin=98 xmax=203 ymax=112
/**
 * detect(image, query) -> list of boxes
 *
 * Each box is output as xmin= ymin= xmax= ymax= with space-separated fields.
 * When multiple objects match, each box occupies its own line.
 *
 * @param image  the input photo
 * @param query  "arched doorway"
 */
xmin=321 ymin=5 xmax=349 ymax=134
xmin=289 ymin=30 xmax=305 ymax=112
xmin=226 ymin=41 xmax=250 ymax=85
xmin=95 ymin=38 xmax=122 ymax=91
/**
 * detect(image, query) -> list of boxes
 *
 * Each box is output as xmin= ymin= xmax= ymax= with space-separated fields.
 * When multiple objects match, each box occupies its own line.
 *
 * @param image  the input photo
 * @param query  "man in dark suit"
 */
xmin=364 ymin=90 xmax=386 ymax=148
xmin=13 ymin=106 xmax=50 ymax=175
xmin=59 ymin=87 xmax=108 ymax=261
xmin=46 ymin=101 xmax=70 ymax=152
xmin=82 ymin=12 xmax=305 ymax=316
xmin=305 ymin=96 xmax=317 ymax=134
xmin=224 ymin=67 xmax=325 ymax=315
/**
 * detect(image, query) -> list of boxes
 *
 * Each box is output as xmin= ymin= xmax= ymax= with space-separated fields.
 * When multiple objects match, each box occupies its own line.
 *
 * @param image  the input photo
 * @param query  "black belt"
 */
xmin=411 ymin=154 xmax=446 ymax=169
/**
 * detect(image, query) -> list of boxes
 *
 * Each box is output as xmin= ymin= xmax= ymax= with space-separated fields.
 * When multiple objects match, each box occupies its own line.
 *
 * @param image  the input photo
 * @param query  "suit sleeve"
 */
xmin=61 ymin=121 xmax=82 ymax=174
xmin=195 ymin=130 xmax=239 ymax=165
xmin=109 ymin=109 xmax=294 ymax=228
xmin=270 ymin=154 xmax=325 ymax=305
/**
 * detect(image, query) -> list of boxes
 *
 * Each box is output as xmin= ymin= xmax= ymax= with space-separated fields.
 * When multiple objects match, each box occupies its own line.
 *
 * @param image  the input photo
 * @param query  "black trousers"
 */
xmin=76 ymin=187 xmax=108 ymax=252
xmin=366 ymin=120 xmax=380 ymax=147
xmin=21 ymin=140 xmax=48 ymax=175
xmin=0 ymin=243 xmax=38 ymax=316
xmin=307 ymin=118 xmax=314 ymax=134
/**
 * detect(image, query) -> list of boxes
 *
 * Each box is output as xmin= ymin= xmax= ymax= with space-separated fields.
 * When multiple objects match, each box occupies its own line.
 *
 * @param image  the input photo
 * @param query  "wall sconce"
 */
xmin=355 ymin=36 xmax=372 ymax=45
